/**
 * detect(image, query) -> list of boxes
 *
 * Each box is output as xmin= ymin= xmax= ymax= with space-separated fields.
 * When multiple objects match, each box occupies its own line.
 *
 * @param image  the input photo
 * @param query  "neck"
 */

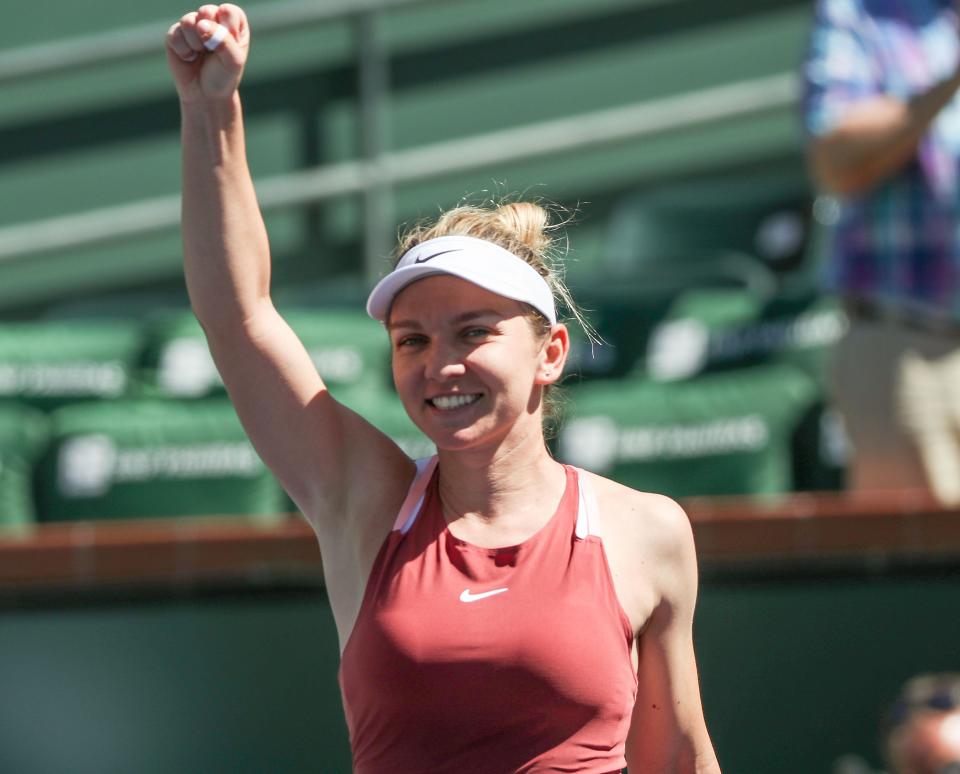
xmin=434 ymin=424 xmax=567 ymax=542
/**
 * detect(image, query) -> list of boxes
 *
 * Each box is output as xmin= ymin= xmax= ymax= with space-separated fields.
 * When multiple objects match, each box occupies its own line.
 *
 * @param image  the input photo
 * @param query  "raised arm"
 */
xmin=625 ymin=497 xmax=720 ymax=774
xmin=801 ymin=0 xmax=960 ymax=197
xmin=164 ymin=5 xmax=413 ymax=545
xmin=808 ymin=75 xmax=960 ymax=197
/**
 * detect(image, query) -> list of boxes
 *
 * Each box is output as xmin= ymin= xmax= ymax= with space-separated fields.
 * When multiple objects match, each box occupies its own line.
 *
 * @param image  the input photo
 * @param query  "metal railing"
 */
xmin=0 ymin=0 xmax=799 ymax=284
xmin=0 ymin=0 xmax=443 ymax=84
xmin=0 ymin=0 xmax=686 ymax=83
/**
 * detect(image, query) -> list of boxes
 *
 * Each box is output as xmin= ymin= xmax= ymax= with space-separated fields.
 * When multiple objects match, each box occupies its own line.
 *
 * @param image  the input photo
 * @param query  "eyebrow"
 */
xmin=386 ymin=309 xmax=505 ymax=331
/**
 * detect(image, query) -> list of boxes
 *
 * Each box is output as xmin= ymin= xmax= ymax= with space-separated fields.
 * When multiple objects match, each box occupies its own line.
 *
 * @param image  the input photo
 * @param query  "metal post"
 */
xmin=355 ymin=10 xmax=394 ymax=284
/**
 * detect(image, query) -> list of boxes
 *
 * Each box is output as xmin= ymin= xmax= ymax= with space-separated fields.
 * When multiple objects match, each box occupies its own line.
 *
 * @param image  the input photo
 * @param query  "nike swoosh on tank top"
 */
xmin=339 ymin=459 xmax=637 ymax=774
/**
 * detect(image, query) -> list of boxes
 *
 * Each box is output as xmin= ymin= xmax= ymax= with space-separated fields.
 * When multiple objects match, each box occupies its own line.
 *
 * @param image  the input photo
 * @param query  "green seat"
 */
xmin=603 ymin=171 xmax=813 ymax=280
xmin=556 ymin=363 xmax=818 ymax=498
xmin=645 ymin=287 xmax=846 ymax=383
xmin=140 ymin=308 xmax=390 ymax=399
xmin=0 ymin=403 xmax=50 ymax=527
xmin=0 ymin=320 xmax=142 ymax=410
xmin=644 ymin=288 xmax=849 ymax=491
xmin=568 ymin=284 xmax=845 ymax=385
xmin=565 ymin=283 xmax=679 ymax=381
xmin=569 ymin=172 xmax=813 ymax=381
xmin=36 ymin=399 xmax=286 ymax=522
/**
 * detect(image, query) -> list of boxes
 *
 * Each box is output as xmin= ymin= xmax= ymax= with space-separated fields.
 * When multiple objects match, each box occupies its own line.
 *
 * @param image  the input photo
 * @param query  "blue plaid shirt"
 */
xmin=802 ymin=0 xmax=960 ymax=321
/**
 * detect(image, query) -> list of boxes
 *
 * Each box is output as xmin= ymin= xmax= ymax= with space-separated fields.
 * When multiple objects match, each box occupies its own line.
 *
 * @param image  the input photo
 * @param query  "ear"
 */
xmin=535 ymin=323 xmax=570 ymax=385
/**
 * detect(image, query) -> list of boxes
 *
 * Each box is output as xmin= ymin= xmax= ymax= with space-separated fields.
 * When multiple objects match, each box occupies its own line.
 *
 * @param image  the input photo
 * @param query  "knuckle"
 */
xmin=221 ymin=4 xmax=245 ymax=19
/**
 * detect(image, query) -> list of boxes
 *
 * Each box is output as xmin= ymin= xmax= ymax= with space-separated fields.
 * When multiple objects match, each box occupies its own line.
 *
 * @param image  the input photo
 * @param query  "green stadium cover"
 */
xmin=603 ymin=173 xmax=812 ymax=277
xmin=566 ymin=283 xmax=678 ymax=381
xmin=139 ymin=308 xmax=390 ymax=399
xmin=556 ymin=363 xmax=818 ymax=498
xmin=0 ymin=403 xmax=49 ymax=526
xmin=0 ymin=320 xmax=142 ymax=410
xmin=645 ymin=288 xmax=849 ymax=491
xmin=646 ymin=288 xmax=847 ymax=383
xmin=567 ymin=285 xmax=845 ymax=384
xmin=36 ymin=399 xmax=286 ymax=522
xmin=566 ymin=171 xmax=817 ymax=384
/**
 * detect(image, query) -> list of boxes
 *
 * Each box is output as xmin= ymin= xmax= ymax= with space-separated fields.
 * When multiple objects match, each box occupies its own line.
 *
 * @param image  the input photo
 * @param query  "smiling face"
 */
xmin=387 ymin=275 xmax=566 ymax=453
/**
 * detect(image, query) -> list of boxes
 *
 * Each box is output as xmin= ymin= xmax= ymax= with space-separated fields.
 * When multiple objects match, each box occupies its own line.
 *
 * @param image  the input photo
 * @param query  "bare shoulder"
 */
xmin=579 ymin=469 xmax=698 ymax=631
xmin=582 ymin=470 xmax=694 ymax=560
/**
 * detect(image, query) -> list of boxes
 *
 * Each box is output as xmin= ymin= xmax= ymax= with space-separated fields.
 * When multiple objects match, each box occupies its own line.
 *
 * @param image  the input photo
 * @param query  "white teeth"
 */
xmin=431 ymin=394 xmax=480 ymax=410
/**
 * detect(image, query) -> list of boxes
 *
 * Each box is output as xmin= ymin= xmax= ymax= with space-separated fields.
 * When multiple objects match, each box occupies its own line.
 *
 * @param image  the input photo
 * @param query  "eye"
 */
xmin=394 ymin=333 xmax=427 ymax=349
xmin=462 ymin=327 xmax=491 ymax=340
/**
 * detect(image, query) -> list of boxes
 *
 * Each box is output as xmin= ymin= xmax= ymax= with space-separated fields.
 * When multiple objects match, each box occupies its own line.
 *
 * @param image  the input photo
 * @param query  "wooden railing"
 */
xmin=3 ymin=490 xmax=958 ymax=593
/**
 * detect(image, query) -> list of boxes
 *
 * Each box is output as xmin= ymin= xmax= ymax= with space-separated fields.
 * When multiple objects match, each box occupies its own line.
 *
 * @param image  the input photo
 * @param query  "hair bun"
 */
xmin=493 ymin=202 xmax=551 ymax=260
xmin=391 ymin=197 xmax=595 ymax=344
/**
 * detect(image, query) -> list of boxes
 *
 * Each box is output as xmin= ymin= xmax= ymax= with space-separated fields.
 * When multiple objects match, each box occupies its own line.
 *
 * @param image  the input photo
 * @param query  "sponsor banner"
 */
xmin=649 ymin=302 xmax=847 ymax=381
xmin=57 ymin=435 xmax=264 ymax=499
xmin=560 ymin=414 xmax=770 ymax=472
xmin=0 ymin=362 xmax=128 ymax=398
xmin=148 ymin=310 xmax=388 ymax=398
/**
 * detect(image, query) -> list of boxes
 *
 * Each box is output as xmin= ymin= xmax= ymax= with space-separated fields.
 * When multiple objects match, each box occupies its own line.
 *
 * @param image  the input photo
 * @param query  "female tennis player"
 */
xmin=166 ymin=5 xmax=720 ymax=772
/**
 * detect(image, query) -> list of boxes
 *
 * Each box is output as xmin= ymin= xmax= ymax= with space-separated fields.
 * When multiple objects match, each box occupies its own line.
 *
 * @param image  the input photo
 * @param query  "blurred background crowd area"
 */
xmin=2 ymin=3 xmax=959 ymax=774
xmin=0 ymin=0 xmax=845 ymax=527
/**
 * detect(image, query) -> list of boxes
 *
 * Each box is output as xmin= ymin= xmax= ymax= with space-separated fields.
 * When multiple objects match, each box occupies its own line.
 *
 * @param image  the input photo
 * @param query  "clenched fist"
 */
xmin=165 ymin=4 xmax=250 ymax=103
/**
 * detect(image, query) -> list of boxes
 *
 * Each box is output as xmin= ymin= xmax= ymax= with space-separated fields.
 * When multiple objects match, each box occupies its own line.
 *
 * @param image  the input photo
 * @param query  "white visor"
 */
xmin=366 ymin=235 xmax=557 ymax=325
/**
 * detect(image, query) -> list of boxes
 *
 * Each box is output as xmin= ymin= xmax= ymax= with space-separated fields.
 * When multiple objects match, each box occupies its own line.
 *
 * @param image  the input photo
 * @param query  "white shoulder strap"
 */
xmin=393 ymin=456 xmax=438 ymax=535
xmin=574 ymin=468 xmax=601 ymax=539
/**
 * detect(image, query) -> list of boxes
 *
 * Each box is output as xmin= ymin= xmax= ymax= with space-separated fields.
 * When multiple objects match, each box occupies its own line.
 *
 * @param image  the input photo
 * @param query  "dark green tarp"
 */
xmin=0 ymin=403 xmax=49 ymax=526
xmin=557 ymin=363 xmax=818 ymax=497
xmin=139 ymin=308 xmax=390 ymax=399
xmin=36 ymin=399 xmax=285 ymax=521
xmin=0 ymin=321 xmax=143 ymax=409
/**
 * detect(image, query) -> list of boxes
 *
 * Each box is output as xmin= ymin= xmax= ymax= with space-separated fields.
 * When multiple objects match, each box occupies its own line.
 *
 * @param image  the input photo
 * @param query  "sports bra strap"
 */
xmin=574 ymin=468 xmax=601 ymax=539
xmin=393 ymin=456 xmax=438 ymax=534
xmin=393 ymin=459 xmax=599 ymax=538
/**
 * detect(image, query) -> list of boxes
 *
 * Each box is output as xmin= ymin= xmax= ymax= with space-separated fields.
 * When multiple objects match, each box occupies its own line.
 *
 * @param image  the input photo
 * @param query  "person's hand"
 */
xmin=165 ymin=4 xmax=249 ymax=104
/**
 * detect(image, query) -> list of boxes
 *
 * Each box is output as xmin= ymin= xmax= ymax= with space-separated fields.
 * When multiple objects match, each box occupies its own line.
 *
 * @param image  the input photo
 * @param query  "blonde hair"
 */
xmin=393 ymin=200 xmax=591 ymax=439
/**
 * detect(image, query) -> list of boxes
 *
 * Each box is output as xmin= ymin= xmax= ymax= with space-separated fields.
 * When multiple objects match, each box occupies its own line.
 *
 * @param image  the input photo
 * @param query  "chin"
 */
xmin=411 ymin=406 xmax=519 ymax=452
xmin=424 ymin=421 xmax=500 ymax=452
xmin=430 ymin=430 xmax=484 ymax=452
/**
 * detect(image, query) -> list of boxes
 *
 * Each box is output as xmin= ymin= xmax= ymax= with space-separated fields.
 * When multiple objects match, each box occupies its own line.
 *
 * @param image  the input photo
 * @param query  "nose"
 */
xmin=424 ymin=340 xmax=466 ymax=382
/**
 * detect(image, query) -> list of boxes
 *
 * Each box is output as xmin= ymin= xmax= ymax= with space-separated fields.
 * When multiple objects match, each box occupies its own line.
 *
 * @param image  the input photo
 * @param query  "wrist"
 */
xmin=179 ymin=93 xmax=246 ymax=166
xmin=179 ymin=92 xmax=242 ymax=123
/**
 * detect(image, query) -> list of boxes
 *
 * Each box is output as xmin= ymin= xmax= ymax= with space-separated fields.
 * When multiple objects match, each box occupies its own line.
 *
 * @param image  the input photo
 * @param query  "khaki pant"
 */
xmin=830 ymin=311 xmax=960 ymax=504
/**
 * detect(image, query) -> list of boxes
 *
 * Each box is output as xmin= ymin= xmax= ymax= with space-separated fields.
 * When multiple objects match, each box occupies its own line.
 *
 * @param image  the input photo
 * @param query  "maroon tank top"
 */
xmin=339 ymin=458 xmax=637 ymax=773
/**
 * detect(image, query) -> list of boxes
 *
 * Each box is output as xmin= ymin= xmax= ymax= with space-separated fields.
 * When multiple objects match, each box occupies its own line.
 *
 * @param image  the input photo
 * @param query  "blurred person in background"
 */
xmin=801 ymin=0 xmax=960 ymax=505
xmin=884 ymin=673 xmax=960 ymax=774
xmin=165 ymin=4 xmax=720 ymax=772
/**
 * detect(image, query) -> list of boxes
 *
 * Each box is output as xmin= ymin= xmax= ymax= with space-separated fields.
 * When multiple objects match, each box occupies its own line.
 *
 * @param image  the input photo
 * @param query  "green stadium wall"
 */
xmin=2 ymin=566 xmax=958 ymax=773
